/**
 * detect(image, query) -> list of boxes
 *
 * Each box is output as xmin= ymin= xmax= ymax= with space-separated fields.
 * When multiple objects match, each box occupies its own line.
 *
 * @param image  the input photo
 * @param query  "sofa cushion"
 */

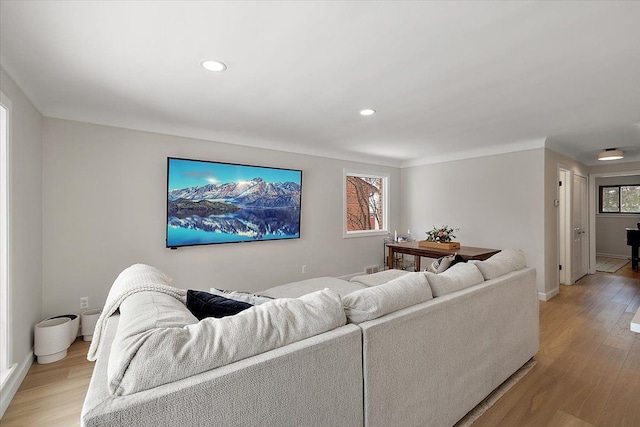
xmin=186 ymin=290 xmax=253 ymax=320
xmin=208 ymin=287 xmax=273 ymax=305
xmin=426 ymin=262 xmax=485 ymax=297
xmin=471 ymin=249 xmax=527 ymax=280
xmin=350 ymin=269 xmax=409 ymax=287
xmin=108 ymin=288 xmax=346 ymax=396
xmin=261 ymin=277 xmax=366 ymax=298
xmin=342 ymin=272 xmax=432 ymax=323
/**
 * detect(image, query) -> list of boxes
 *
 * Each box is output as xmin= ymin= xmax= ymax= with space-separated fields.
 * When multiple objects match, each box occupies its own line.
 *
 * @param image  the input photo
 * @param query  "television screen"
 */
xmin=167 ymin=157 xmax=302 ymax=248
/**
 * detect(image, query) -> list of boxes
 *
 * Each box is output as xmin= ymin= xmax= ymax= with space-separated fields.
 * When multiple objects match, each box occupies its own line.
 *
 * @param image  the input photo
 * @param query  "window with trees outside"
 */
xmin=343 ymin=170 xmax=389 ymax=237
xmin=599 ymin=185 xmax=640 ymax=214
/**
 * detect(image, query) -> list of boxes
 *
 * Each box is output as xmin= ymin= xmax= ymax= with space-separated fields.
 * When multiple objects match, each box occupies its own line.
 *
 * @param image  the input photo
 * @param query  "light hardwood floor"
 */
xmin=2 ymin=265 xmax=639 ymax=426
xmin=2 ymin=339 xmax=93 ymax=426
xmin=475 ymin=263 xmax=640 ymax=427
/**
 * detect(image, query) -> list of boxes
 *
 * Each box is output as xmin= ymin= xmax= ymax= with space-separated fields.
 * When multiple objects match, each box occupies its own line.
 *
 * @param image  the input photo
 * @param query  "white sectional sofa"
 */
xmin=81 ymin=251 xmax=538 ymax=427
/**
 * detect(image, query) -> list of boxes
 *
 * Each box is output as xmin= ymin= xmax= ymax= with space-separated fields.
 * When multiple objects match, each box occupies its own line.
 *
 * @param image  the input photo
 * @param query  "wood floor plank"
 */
xmin=611 ymin=279 xmax=638 ymax=305
xmin=603 ymin=311 xmax=636 ymax=351
xmin=595 ymin=372 xmax=640 ymax=427
xmin=547 ymin=409 xmax=594 ymax=427
xmin=558 ymin=343 xmax=627 ymax=425
xmin=470 ymin=362 xmax=550 ymax=427
xmin=626 ymin=293 xmax=640 ymax=313
xmin=598 ymin=275 xmax=626 ymax=299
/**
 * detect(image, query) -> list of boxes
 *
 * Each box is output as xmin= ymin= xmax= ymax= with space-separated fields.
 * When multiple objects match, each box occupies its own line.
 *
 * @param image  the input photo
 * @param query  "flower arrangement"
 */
xmin=425 ymin=225 xmax=459 ymax=243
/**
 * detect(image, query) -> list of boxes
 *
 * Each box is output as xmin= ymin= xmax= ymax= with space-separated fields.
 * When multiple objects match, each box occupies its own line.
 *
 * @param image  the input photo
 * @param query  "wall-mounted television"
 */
xmin=166 ymin=157 xmax=302 ymax=248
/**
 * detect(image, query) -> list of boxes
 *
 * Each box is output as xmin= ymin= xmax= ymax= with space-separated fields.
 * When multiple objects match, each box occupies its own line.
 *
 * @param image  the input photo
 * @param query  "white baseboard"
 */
xmin=538 ymin=287 xmax=559 ymax=301
xmin=0 ymin=349 xmax=33 ymax=418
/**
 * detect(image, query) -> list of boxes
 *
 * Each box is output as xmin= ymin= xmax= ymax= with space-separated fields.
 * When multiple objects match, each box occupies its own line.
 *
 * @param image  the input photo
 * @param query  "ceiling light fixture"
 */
xmin=360 ymin=109 xmax=376 ymax=116
xmin=597 ymin=148 xmax=624 ymax=161
xmin=201 ymin=60 xmax=227 ymax=72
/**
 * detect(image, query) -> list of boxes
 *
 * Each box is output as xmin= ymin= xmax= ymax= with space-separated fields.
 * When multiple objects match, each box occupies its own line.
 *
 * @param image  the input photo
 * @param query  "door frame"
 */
xmin=558 ymin=167 xmax=571 ymax=285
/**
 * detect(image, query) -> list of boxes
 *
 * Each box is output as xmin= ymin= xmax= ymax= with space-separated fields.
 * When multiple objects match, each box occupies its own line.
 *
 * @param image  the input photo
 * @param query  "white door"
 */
xmin=558 ymin=169 xmax=570 ymax=285
xmin=572 ymin=174 xmax=589 ymax=282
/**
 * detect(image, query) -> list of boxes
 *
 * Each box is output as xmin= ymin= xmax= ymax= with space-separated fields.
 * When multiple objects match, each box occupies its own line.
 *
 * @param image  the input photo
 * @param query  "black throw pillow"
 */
xmin=186 ymin=290 xmax=253 ymax=320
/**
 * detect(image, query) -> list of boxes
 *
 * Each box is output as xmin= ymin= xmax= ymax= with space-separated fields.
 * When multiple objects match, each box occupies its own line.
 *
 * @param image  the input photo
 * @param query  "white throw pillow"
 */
xmin=425 ymin=262 xmax=485 ymax=297
xmin=209 ymin=287 xmax=273 ymax=305
xmin=471 ymin=249 xmax=527 ymax=280
xmin=342 ymin=272 xmax=432 ymax=323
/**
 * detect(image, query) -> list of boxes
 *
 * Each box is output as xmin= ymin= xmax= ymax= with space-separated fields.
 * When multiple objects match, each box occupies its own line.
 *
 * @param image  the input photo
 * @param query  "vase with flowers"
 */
xmin=419 ymin=225 xmax=461 ymax=250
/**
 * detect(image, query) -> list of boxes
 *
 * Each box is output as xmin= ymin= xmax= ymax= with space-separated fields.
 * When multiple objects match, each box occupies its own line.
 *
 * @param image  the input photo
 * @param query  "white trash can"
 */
xmin=47 ymin=314 xmax=80 ymax=346
xmin=34 ymin=318 xmax=71 ymax=364
xmin=81 ymin=309 xmax=101 ymax=341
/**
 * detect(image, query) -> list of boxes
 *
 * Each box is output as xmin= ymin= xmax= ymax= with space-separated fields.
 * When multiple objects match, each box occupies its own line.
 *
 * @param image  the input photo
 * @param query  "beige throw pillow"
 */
xmin=342 ymin=272 xmax=432 ymax=323
xmin=425 ymin=262 xmax=485 ymax=297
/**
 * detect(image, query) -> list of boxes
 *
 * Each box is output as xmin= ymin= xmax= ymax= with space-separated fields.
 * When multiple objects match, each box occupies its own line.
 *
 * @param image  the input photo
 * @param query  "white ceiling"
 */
xmin=1 ymin=1 xmax=639 ymax=167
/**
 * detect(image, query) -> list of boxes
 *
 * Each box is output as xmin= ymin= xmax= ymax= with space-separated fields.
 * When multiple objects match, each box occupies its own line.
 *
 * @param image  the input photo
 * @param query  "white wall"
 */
xmin=400 ymin=149 xmax=546 ymax=297
xmin=0 ymin=67 xmax=43 ymax=396
xmin=595 ymin=175 xmax=640 ymax=258
xmin=42 ymin=118 xmax=401 ymax=318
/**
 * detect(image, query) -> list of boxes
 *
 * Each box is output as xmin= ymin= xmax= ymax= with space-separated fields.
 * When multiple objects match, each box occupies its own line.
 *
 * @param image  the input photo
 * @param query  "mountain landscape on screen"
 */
xmin=168 ymin=177 xmax=301 ymax=213
xmin=166 ymin=160 xmax=302 ymax=247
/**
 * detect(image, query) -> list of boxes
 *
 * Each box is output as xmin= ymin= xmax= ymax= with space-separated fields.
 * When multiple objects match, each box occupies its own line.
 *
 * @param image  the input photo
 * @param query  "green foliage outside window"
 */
xmin=600 ymin=185 xmax=640 ymax=213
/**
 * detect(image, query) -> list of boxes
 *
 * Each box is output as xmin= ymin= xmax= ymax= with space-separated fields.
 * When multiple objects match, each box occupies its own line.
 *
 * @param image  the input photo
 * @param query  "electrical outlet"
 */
xmin=80 ymin=297 xmax=89 ymax=309
xmin=301 ymin=265 xmax=307 ymax=274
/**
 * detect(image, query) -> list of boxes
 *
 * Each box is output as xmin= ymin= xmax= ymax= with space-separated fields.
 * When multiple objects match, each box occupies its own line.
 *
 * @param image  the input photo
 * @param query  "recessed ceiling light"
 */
xmin=201 ymin=60 xmax=227 ymax=72
xmin=360 ymin=109 xmax=376 ymax=116
xmin=598 ymin=148 xmax=624 ymax=161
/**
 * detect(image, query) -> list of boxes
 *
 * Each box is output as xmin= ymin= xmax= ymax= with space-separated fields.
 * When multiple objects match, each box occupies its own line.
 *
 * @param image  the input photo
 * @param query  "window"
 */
xmin=599 ymin=185 xmax=640 ymax=213
xmin=343 ymin=170 xmax=389 ymax=237
xmin=0 ymin=92 xmax=13 ymax=388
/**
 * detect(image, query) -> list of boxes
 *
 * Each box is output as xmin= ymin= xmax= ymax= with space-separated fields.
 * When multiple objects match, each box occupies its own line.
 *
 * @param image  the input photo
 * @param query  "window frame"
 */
xmin=343 ymin=169 xmax=389 ymax=238
xmin=598 ymin=184 xmax=640 ymax=214
xmin=0 ymin=91 xmax=13 ymax=390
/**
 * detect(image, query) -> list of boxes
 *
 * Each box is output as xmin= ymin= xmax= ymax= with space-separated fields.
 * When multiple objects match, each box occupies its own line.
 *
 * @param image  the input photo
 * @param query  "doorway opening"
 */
xmin=589 ymin=171 xmax=640 ymax=276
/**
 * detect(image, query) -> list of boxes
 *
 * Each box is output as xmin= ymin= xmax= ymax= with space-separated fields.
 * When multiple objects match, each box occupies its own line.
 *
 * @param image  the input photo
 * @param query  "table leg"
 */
xmin=388 ymin=247 xmax=395 ymax=269
xmin=415 ymin=255 xmax=420 ymax=271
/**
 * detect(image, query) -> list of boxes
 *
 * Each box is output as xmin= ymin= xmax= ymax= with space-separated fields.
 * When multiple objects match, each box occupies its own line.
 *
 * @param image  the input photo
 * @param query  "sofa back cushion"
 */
xmin=426 ymin=262 xmax=485 ymax=297
xmin=342 ymin=272 xmax=432 ymax=323
xmin=349 ymin=269 xmax=409 ymax=287
xmin=471 ymin=249 xmax=527 ymax=280
xmin=261 ymin=277 xmax=366 ymax=298
xmin=108 ymin=288 xmax=346 ymax=396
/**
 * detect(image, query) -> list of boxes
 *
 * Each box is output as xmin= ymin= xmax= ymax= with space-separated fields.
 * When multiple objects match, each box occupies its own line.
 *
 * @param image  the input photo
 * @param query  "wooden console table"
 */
xmin=386 ymin=241 xmax=500 ymax=271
